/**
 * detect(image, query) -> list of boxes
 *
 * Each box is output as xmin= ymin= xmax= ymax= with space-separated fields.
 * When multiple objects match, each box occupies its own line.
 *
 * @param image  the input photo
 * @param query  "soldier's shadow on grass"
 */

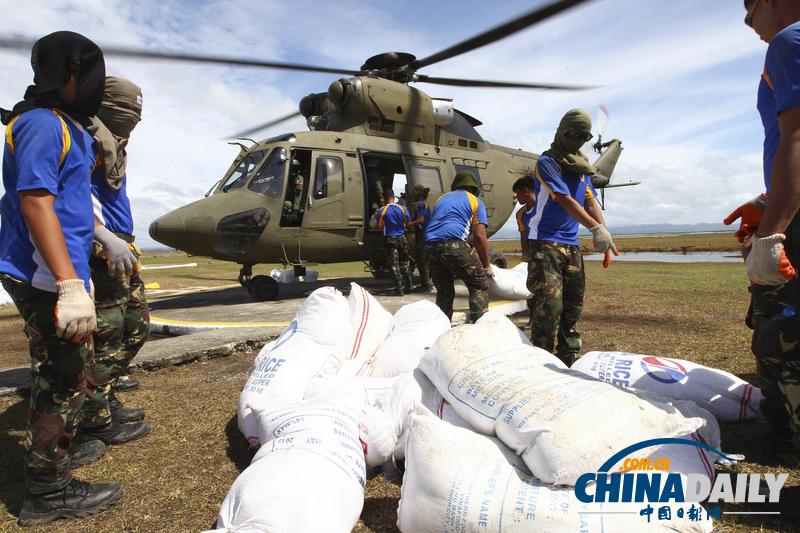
xmin=224 ymin=414 xmax=255 ymax=473
xmin=0 ymin=395 xmax=29 ymax=517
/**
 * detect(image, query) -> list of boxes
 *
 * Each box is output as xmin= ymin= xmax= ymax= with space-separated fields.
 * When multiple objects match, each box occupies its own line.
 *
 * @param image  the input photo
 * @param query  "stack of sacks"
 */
xmin=371 ymin=300 xmax=451 ymax=378
xmin=397 ymin=408 xmax=713 ymax=533
xmin=486 ymin=261 xmax=532 ymax=301
xmin=418 ymin=321 xmax=705 ymax=485
xmin=210 ymin=395 xmax=366 ymax=533
xmin=339 ymin=282 xmax=393 ymax=377
xmin=640 ymin=400 xmax=722 ymax=483
xmin=304 ymin=374 xmax=402 ymax=467
xmin=237 ymin=286 xmax=351 ymax=446
xmin=571 ymin=351 xmax=764 ymax=422
xmin=361 ymin=368 xmax=476 ymax=467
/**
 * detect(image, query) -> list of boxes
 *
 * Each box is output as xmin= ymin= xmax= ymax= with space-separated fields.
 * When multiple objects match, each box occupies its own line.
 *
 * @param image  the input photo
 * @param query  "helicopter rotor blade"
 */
xmin=0 ymin=37 xmax=362 ymax=77
xmin=225 ymin=110 xmax=303 ymax=140
xmin=597 ymin=101 xmax=610 ymax=136
xmin=410 ymin=0 xmax=595 ymax=71
xmin=416 ymin=75 xmax=595 ymax=91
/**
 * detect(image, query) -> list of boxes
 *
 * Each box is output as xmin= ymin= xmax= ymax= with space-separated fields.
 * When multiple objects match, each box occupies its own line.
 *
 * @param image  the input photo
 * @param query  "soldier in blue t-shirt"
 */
xmin=0 ymin=31 xmax=124 ymax=526
xmin=512 ymin=174 xmax=538 ymax=330
xmin=738 ymin=0 xmax=800 ymax=469
xmin=424 ymin=171 xmax=494 ymax=322
xmin=81 ymin=77 xmax=151 ymax=441
xmin=408 ymin=184 xmax=433 ymax=292
xmin=526 ymin=109 xmax=618 ymax=366
xmin=371 ymin=189 xmax=412 ymax=295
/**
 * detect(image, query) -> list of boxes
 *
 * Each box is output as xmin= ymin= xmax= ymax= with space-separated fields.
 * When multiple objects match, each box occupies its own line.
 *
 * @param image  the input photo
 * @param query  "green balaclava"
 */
xmin=542 ymin=108 xmax=597 ymax=176
xmin=88 ymin=76 xmax=143 ymax=190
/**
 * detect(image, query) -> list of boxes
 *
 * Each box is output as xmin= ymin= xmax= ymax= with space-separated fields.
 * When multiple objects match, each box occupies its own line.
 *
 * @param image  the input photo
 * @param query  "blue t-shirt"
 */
xmin=0 ymin=108 xmax=95 ymax=292
xmin=413 ymin=200 xmax=430 ymax=231
xmin=376 ymin=203 xmax=408 ymax=237
xmin=91 ymin=167 xmax=134 ymax=235
xmin=529 ymin=154 xmax=596 ymax=246
xmin=516 ymin=205 xmax=535 ymax=238
xmin=759 ymin=20 xmax=800 ymax=194
xmin=424 ymin=190 xmax=488 ymax=242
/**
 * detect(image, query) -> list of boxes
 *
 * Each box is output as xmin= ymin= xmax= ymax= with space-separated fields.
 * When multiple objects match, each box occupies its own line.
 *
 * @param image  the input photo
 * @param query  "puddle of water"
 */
xmin=584 ymin=251 xmax=742 ymax=263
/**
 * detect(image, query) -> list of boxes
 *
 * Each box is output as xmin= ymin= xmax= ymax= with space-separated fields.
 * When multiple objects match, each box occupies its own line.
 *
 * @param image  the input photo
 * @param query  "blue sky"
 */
xmin=0 ymin=0 xmax=770 ymax=247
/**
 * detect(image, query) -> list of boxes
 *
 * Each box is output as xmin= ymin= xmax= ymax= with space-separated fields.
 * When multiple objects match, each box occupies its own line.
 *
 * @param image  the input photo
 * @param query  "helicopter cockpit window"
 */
xmin=248 ymin=147 xmax=287 ymax=200
xmin=220 ymin=148 xmax=269 ymax=192
xmin=409 ymin=165 xmax=443 ymax=195
xmin=312 ymin=156 xmax=344 ymax=200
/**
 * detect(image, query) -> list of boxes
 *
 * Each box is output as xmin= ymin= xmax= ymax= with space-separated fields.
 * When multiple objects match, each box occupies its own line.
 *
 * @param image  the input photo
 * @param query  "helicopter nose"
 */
xmin=149 ymin=211 xmax=185 ymax=249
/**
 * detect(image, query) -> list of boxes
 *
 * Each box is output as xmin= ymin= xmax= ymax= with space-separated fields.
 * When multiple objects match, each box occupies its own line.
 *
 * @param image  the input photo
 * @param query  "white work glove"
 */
xmin=94 ymin=225 xmax=137 ymax=277
xmin=485 ymin=265 xmax=497 ymax=278
xmin=746 ymin=234 xmax=796 ymax=286
xmin=55 ymin=279 xmax=97 ymax=343
xmin=589 ymin=225 xmax=618 ymax=254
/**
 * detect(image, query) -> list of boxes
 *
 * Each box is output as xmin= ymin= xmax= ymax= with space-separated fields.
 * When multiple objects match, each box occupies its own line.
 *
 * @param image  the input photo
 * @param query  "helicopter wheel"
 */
xmin=488 ymin=248 xmax=507 ymax=270
xmin=249 ymin=275 xmax=280 ymax=301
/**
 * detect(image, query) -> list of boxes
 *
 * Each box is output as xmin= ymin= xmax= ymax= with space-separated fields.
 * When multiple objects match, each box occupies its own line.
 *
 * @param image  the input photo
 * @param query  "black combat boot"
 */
xmin=416 ymin=283 xmax=433 ymax=292
xmin=114 ymin=377 xmax=139 ymax=392
xmin=388 ymin=281 xmax=404 ymax=296
xmin=18 ymin=478 xmax=122 ymax=527
xmin=108 ymin=390 xmax=145 ymax=423
xmin=68 ymin=440 xmax=106 ymax=469
xmin=77 ymin=420 xmax=151 ymax=446
xmin=403 ymin=274 xmax=414 ymax=294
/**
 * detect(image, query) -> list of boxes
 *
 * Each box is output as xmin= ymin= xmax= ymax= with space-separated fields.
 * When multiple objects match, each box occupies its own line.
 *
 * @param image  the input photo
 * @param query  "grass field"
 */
xmin=1 ymin=231 xmax=798 ymax=532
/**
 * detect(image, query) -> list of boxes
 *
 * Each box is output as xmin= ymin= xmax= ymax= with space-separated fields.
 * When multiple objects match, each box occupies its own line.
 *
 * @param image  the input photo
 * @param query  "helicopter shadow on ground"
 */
xmin=147 ymin=275 xmax=404 ymax=313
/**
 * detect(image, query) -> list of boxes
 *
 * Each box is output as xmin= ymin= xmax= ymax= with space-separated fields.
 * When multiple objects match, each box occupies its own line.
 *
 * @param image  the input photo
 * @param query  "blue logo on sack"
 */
xmin=641 ymin=356 xmax=687 ymax=384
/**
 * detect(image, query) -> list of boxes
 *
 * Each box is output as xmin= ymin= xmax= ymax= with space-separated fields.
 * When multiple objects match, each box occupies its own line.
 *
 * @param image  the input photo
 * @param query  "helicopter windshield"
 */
xmin=220 ymin=148 xmax=269 ymax=192
xmin=248 ymin=147 xmax=287 ymax=200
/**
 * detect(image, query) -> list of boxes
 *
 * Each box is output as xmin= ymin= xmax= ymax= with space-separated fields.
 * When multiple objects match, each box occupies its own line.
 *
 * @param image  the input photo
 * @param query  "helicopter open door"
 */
xmin=299 ymin=152 xmax=352 ymax=228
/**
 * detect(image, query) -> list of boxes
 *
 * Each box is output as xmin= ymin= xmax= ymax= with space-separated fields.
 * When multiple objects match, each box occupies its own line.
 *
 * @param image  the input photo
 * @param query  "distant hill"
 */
xmin=490 ymin=222 xmax=732 ymax=240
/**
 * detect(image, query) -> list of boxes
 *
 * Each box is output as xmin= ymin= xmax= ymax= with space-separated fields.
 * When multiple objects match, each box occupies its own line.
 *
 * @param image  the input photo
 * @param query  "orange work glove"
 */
xmin=723 ymin=194 xmax=767 ymax=243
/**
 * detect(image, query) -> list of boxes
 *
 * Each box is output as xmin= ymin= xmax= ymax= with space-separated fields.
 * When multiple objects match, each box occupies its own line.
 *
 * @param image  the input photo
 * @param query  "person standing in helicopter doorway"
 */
xmin=371 ymin=188 xmax=412 ymax=295
xmin=526 ymin=108 xmax=618 ymax=367
xmin=408 ymin=184 xmax=433 ymax=292
xmin=0 ymin=31 xmax=126 ymax=526
xmin=727 ymin=0 xmax=800 ymax=484
xmin=79 ymin=77 xmax=153 ymax=438
xmin=423 ymin=170 xmax=494 ymax=322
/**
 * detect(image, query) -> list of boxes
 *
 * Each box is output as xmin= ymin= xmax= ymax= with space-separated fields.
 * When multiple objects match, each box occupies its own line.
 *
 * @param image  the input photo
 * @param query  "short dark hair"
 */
xmin=512 ymin=175 xmax=536 ymax=192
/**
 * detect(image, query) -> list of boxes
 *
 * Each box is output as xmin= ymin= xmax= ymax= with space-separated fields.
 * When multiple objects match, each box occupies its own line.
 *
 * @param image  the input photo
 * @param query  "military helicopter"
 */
xmin=2 ymin=0 xmax=637 ymax=302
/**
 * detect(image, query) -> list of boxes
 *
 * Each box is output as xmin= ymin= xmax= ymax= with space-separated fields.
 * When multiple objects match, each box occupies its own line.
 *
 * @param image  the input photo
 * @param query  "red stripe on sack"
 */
xmin=691 ymin=433 xmax=714 ymax=479
xmin=739 ymin=384 xmax=753 ymax=422
xmin=350 ymin=286 xmax=369 ymax=359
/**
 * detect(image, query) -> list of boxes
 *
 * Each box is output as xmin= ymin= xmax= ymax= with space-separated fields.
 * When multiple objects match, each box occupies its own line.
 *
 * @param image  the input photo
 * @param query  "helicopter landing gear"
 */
xmin=238 ymin=264 xmax=280 ymax=301
xmin=488 ymin=248 xmax=507 ymax=269
xmin=249 ymin=275 xmax=280 ymax=301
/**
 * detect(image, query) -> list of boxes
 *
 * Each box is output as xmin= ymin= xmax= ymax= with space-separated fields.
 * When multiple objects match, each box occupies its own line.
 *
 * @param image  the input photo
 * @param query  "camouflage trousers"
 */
xmin=749 ymin=213 xmax=800 ymax=453
xmin=384 ymin=234 xmax=410 ymax=285
xmin=526 ymin=240 xmax=585 ymax=364
xmin=80 ymin=250 xmax=151 ymax=427
xmin=426 ymin=239 xmax=488 ymax=322
xmin=0 ymin=274 xmax=100 ymax=494
xmin=413 ymin=230 xmax=430 ymax=285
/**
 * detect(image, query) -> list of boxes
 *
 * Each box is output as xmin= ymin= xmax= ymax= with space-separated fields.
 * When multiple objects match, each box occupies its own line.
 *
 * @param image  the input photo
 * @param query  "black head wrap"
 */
xmin=1 ymin=31 xmax=105 ymax=126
